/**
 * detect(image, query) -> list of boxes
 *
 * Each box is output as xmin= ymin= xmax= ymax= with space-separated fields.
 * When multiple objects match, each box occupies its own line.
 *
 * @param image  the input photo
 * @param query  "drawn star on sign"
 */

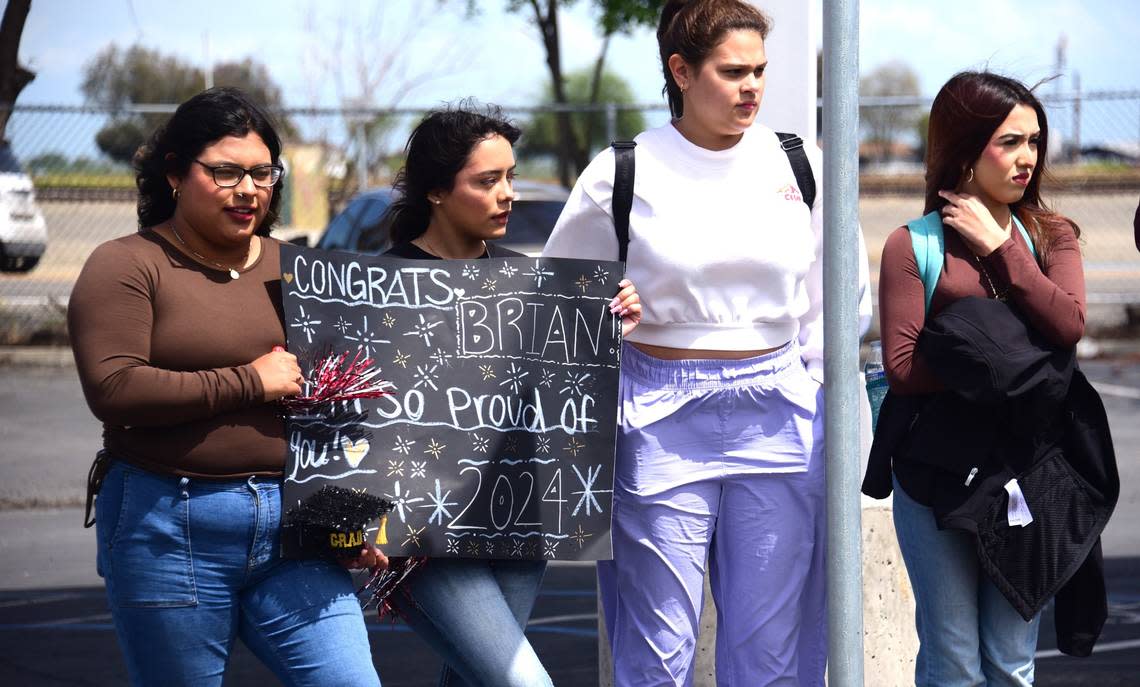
xmin=571 ymin=464 xmax=612 ymax=517
xmin=445 ymin=539 xmax=460 ymax=554
xmin=413 ymin=363 xmax=441 ymax=391
xmin=509 ymin=539 xmax=526 ymax=557
xmin=461 ymin=264 xmax=480 ymax=280
xmin=499 ymin=362 xmax=529 ymax=394
xmin=472 ymin=435 xmax=490 ymax=453
xmin=544 ymin=540 xmax=560 ymax=558
xmin=403 ymin=525 xmax=426 ymax=548
xmin=560 ymin=372 xmax=591 ymax=396
xmin=392 ymin=350 xmax=411 ymax=368
xmin=289 ymin=305 xmax=322 ymax=344
xmin=575 ymin=275 xmax=591 ymax=292
xmin=422 ymin=479 xmax=457 ymax=526
xmin=345 ymin=315 xmax=390 ymax=357
xmin=498 ymin=261 xmax=519 ymax=278
xmin=535 ymin=436 xmax=552 ymax=454
xmin=563 ymin=437 xmax=585 ymax=457
xmin=570 ymin=524 xmax=593 ymax=549
xmin=479 ymin=365 xmax=496 ymax=380
xmin=409 ymin=461 xmax=427 ymax=479
xmin=592 ymin=265 xmax=610 ymax=283
xmin=387 ymin=459 xmax=405 ymax=477
xmin=392 ymin=435 xmax=416 ymax=455
xmin=383 ymin=480 xmax=424 ymax=523
xmin=404 ymin=313 xmax=443 ymax=346
xmin=423 ymin=438 xmax=446 ymax=459
xmin=528 ymin=261 xmax=554 ymax=288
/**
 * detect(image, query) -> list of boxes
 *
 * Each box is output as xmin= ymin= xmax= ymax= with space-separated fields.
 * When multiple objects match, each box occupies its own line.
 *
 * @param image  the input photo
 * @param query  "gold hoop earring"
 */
xmin=172 ymin=187 xmax=180 ymax=201
xmin=965 ymin=168 xmax=975 ymax=183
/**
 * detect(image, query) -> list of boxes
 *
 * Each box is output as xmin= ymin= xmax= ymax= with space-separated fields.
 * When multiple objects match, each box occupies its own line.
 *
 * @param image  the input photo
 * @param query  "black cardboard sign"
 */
xmin=279 ymin=244 xmax=622 ymax=561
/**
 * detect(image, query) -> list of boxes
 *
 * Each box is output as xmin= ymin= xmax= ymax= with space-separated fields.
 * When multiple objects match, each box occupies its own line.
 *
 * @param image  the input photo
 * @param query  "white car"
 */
xmin=0 ymin=143 xmax=47 ymax=272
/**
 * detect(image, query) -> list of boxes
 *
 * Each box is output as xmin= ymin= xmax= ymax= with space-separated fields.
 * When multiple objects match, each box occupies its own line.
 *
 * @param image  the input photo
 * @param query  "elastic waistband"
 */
xmin=619 ymin=340 xmax=801 ymax=390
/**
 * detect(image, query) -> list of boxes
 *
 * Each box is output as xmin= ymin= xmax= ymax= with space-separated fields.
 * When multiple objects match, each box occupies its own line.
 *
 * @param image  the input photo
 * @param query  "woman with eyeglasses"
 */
xmin=69 ymin=87 xmax=384 ymax=686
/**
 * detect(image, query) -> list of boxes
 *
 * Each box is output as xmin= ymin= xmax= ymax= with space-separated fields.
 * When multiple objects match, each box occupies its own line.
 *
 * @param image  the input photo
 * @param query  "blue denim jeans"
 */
xmin=893 ymin=478 xmax=1041 ymax=687
xmin=95 ymin=461 xmax=380 ymax=687
xmin=389 ymin=558 xmax=552 ymax=687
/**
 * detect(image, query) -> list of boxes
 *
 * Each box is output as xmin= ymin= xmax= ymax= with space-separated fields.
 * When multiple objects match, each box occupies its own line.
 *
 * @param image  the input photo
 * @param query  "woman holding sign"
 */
xmin=377 ymin=104 xmax=641 ymax=687
xmin=68 ymin=88 xmax=384 ymax=686
xmin=543 ymin=1 xmax=871 ymax=684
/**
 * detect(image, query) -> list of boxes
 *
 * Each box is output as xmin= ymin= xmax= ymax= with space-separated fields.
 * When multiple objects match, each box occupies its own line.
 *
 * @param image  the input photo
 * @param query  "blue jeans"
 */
xmin=95 ymin=461 xmax=380 ymax=687
xmin=893 ymin=478 xmax=1041 ymax=687
xmin=390 ymin=558 xmax=552 ymax=686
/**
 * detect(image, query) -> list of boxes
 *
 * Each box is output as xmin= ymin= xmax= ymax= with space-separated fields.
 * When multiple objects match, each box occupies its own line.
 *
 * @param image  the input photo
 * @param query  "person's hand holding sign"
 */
xmin=611 ymin=278 xmax=642 ymax=337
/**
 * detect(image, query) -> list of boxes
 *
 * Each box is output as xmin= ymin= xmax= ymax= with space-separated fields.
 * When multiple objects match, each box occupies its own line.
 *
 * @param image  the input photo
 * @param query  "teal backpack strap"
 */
xmin=1012 ymin=215 xmax=1038 ymax=261
xmin=905 ymin=211 xmax=945 ymax=316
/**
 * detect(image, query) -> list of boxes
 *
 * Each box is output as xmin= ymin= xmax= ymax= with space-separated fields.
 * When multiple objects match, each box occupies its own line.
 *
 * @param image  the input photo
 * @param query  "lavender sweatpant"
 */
xmin=600 ymin=341 xmax=827 ymax=686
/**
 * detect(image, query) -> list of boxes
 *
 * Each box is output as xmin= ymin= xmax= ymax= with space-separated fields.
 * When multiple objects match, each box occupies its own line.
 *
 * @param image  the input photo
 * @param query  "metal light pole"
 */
xmin=822 ymin=0 xmax=864 ymax=685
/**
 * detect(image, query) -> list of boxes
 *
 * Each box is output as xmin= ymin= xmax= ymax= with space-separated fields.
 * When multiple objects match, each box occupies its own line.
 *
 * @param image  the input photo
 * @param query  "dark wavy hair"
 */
xmin=387 ymin=103 xmax=521 ymax=244
xmin=925 ymin=71 xmax=1079 ymax=262
xmin=657 ymin=0 xmax=771 ymax=119
xmin=134 ymin=86 xmax=284 ymax=235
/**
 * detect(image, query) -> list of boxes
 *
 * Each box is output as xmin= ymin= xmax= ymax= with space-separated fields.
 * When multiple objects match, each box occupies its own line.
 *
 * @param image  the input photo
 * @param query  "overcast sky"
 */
xmin=18 ymin=0 xmax=1140 ymax=109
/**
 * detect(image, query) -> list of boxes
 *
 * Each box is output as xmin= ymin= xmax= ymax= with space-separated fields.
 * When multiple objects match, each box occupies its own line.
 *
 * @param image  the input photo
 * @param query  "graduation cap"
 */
xmin=282 ymin=485 xmax=394 ymax=559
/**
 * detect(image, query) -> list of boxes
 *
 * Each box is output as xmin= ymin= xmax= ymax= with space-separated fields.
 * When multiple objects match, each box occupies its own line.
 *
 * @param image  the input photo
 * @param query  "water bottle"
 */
xmin=864 ymin=341 xmax=889 ymax=432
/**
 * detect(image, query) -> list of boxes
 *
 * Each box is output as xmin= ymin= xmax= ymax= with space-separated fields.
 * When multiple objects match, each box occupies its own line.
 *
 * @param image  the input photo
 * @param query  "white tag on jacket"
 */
xmin=1004 ymin=479 xmax=1034 ymax=527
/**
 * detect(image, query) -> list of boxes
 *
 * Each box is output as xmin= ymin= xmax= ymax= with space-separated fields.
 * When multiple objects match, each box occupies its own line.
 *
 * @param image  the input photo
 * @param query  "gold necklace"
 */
xmin=169 ymin=223 xmax=252 ymax=280
xmin=974 ymin=255 xmax=1007 ymax=301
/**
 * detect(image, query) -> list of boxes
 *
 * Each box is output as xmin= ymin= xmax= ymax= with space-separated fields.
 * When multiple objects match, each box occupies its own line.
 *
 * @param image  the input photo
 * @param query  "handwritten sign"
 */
xmin=279 ymin=244 xmax=622 ymax=561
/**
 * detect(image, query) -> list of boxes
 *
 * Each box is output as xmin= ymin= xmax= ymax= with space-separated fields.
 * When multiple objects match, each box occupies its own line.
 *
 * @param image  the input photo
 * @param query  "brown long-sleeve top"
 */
xmin=879 ymin=217 xmax=1086 ymax=395
xmin=68 ymin=231 xmax=288 ymax=478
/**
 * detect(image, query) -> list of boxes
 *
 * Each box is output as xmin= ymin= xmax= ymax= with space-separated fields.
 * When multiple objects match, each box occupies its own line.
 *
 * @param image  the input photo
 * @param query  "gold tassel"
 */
xmin=375 ymin=514 xmax=388 ymax=545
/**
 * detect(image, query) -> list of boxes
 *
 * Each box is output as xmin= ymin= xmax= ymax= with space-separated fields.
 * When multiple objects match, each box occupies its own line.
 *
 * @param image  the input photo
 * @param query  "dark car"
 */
xmin=314 ymin=180 xmax=569 ymax=257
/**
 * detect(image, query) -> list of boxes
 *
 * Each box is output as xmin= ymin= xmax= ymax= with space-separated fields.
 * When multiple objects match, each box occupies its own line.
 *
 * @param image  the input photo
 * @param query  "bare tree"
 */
xmin=299 ymin=2 xmax=470 ymax=190
xmin=0 ymin=0 xmax=34 ymax=142
xmin=860 ymin=60 xmax=921 ymax=162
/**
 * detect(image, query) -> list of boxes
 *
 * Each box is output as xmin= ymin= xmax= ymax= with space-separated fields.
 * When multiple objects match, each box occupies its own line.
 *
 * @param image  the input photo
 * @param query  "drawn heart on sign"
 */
xmin=454 ymin=288 xmax=466 ymax=298
xmin=342 ymin=438 xmax=370 ymax=468
xmin=283 ymin=273 xmax=294 ymax=283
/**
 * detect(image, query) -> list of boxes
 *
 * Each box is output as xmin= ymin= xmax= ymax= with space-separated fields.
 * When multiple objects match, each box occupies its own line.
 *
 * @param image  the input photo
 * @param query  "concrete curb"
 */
xmin=0 ymin=346 xmax=76 ymax=367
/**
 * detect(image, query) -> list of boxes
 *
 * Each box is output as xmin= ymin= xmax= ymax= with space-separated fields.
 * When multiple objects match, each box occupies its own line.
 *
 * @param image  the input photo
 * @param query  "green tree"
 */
xmin=81 ymin=44 xmax=293 ymax=164
xmin=464 ymin=0 xmax=664 ymax=185
xmin=0 ymin=0 xmax=35 ymax=142
xmin=523 ymin=68 xmax=645 ymax=161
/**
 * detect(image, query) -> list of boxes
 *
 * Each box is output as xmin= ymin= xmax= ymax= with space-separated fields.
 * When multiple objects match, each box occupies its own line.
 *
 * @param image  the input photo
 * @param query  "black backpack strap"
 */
xmin=611 ymin=140 xmax=637 ymax=262
xmin=776 ymin=132 xmax=816 ymax=210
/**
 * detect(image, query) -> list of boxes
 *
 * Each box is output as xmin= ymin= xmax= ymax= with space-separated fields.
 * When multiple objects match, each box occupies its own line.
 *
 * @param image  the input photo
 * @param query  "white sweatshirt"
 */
xmin=542 ymin=122 xmax=871 ymax=382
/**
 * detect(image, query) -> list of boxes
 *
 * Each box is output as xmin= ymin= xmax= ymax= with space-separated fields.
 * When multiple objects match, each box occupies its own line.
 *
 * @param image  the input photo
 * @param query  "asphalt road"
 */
xmin=1 ymin=358 xmax=1138 ymax=685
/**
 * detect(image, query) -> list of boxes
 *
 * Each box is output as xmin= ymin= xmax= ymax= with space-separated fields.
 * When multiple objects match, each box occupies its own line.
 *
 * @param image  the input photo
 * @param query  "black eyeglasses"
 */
xmin=194 ymin=160 xmax=284 ymax=188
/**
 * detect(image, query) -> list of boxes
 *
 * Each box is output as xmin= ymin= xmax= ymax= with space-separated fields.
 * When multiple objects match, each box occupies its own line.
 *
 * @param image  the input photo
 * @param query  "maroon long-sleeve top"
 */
xmin=68 ymin=232 xmax=287 ymax=478
xmin=879 ymin=217 xmax=1086 ymax=396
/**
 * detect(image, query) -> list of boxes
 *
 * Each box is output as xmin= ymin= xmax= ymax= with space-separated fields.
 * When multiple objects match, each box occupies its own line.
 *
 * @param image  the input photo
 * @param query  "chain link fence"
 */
xmin=2 ymin=95 xmax=1138 ymax=344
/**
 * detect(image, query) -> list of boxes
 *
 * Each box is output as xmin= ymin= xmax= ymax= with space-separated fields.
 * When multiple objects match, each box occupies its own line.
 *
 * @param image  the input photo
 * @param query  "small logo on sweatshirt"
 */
xmin=777 ymin=184 xmax=803 ymax=203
